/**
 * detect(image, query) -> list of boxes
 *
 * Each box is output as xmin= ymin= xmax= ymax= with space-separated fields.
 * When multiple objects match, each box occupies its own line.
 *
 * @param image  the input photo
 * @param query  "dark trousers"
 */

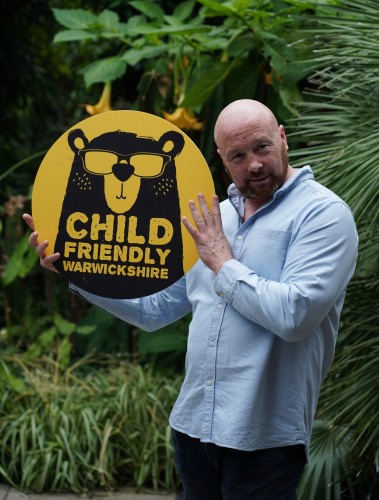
xmin=172 ymin=429 xmax=306 ymax=500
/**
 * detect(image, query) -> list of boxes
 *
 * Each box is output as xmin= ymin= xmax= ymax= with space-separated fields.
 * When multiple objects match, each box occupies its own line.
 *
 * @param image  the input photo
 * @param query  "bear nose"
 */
xmin=112 ymin=162 xmax=135 ymax=182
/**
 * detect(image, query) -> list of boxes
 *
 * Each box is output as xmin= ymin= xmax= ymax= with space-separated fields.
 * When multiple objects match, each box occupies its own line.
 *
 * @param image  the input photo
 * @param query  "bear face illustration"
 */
xmin=54 ymin=128 xmax=186 ymax=298
xmin=67 ymin=128 xmax=184 ymax=214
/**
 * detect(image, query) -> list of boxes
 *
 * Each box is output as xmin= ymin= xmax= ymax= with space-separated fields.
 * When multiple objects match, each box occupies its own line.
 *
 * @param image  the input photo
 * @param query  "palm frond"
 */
xmin=290 ymin=2 xmax=379 ymax=498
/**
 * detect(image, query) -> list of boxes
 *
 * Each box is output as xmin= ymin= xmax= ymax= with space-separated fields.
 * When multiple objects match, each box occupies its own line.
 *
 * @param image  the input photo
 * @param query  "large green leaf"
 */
xmin=2 ymin=233 xmax=37 ymax=285
xmin=53 ymin=30 xmax=97 ymax=43
xmin=230 ymin=0 xmax=257 ymax=13
xmin=128 ymin=23 xmax=210 ymax=36
xmin=173 ymin=0 xmax=196 ymax=22
xmin=76 ymin=325 xmax=97 ymax=336
xmin=223 ymin=61 xmax=259 ymax=102
xmin=130 ymin=0 xmax=165 ymax=21
xmin=25 ymin=327 xmax=57 ymax=359
xmin=57 ymin=337 xmax=72 ymax=369
xmin=278 ymin=86 xmax=302 ymax=116
xmin=121 ymin=45 xmax=168 ymax=66
xmin=54 ymin=315 xmax=75 ymax=336
xmin=197 ymin=0 xmax=234 ymax=15
xmin=261 ymin=31 xmax=295 ymax=76
xmin=52 ymin=8 xmax=97 ymax=30
xmin=181 ymin=61 xmax=237 ymax=108
xmin=0 ymin=359 xmax=25 ymax=393
xmin=98 ymin=9 xmax=120 ymax=31
xmin=227 ymin=32 xmax=256 ymax=58
xmin=120 ymin=14 xmax=149 ymax=37
xmin=82 ymin=57 xmax=126 ymax=87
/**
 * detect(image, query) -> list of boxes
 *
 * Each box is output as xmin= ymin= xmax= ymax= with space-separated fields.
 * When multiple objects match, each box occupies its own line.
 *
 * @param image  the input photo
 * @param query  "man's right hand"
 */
xmin=23 ymin=213 xmax=60 ymax=273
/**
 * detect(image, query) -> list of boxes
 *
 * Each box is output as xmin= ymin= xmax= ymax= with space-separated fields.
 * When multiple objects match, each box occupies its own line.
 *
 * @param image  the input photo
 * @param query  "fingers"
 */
xmin=23 ymin=213 xmax=60 ymax=273
xmin=34 ymin=238 xmax=60 ymax=272
xmin=23 ymin=213 xmax=35 ymax=231
xmin=35 ymin=240 xmax=60 ymax=272
xmin=182 ymin=193 xmax=222 ymax=240
xmin=37 ymin=244 xmax=60 ymax=272
xmin=188 ymin=193 xmax=221 ymax=229
xmin=41 ymin=253 xmax=61 ymax=273
xmin=36 ymin=239 xmax=49 ymax=258
xmin=198 ymin=193 xmax=214 ymax=219
xmin=182 ymin=193 xmax=231 ymax=273
xmin=211 ymin=195 xmax=221 ymax=218
xmin=189 ymin=198 xmax=204 ymax=228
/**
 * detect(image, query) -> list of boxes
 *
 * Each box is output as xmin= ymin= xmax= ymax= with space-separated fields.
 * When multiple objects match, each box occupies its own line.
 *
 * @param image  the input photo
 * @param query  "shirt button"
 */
xmin=207 ymin=379 xmax=213 ymax=386
xmin=217 ymin=304 xmax=223 ymax=309
xmin=209 ymin=341 xmax=215 ymax=347
xmin=237 ymin=234 xmax=243 ymax=240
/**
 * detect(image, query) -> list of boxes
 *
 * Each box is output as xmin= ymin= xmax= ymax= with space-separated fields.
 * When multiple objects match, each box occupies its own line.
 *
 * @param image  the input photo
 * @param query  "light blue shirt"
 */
xmin=70 ymin=166 xmax=358 ymax=454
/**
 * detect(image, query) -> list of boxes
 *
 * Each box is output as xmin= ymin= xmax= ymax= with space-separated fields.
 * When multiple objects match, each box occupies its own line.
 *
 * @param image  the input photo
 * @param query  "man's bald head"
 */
xmin=214 ymin=100 xmax=279 ymax=149
xmin=213 ymin=99 xmax=292 ymax=204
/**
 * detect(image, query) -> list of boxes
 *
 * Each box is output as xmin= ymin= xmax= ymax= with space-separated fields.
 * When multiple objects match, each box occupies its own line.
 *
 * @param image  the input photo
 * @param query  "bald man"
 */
xmin=25 ymin=100 xmax=358 ymax=499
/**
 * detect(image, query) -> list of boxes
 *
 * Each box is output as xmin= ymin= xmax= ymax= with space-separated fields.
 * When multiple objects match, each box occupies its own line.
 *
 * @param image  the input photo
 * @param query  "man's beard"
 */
xmin=240 ymin=174 xmax=282 ymax=200
xmin=238 ymin=164 xmax=290 ymax=199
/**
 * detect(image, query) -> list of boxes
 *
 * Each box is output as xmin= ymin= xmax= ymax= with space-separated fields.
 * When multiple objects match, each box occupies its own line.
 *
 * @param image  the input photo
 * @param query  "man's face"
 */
xmin=218 ymin=120 xmax=289 ymax=201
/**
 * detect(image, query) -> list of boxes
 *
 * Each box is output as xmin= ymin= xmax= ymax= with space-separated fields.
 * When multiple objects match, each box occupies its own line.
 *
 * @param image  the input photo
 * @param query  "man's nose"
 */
xmin=247 ymin=154 xmax=263 ymax=172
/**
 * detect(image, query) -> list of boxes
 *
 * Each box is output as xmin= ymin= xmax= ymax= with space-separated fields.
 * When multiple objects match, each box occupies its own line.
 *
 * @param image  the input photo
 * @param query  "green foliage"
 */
xmin=290 ymin=0 xmax=379 ymax=231
xmin=50 ymin=0 xmax=313 ymax=121
xmin=0 ymin=0 xmax=110 ymax=369
xmin=0 ymin=355 xmax=182 ymax=493
xmin=289 ymin=1 xmax=379 ymax=498
xmin=297 ymin=280 xmax=379 ymax=499
xmin=23 ymin=313 xmax=94 ymax=369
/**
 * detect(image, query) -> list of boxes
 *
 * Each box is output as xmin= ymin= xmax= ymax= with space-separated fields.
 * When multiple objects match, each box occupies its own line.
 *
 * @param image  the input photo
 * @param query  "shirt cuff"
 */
xmin=214 ymin=259 xmax=253 ymax=302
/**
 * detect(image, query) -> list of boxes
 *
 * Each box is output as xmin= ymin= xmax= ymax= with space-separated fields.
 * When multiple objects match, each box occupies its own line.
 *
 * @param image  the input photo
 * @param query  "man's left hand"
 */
xmin=182 ymin=193 xmax=233 ymax=274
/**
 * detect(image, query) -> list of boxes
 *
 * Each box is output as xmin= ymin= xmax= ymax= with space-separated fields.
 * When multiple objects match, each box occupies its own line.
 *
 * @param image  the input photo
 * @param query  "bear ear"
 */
xmin=158 ymin=130 xmax=185 ymax=158
xmin=68 ymin=128 xmax=89 ymax=154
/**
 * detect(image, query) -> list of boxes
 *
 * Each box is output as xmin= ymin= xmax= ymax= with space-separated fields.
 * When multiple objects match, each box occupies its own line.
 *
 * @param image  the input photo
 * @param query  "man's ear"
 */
xmin=279 ymin=125 xmax=289 ymax=151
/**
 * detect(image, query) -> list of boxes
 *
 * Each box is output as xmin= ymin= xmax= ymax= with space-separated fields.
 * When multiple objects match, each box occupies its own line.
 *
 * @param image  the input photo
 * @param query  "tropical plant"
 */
xmin=289 ymin=1 xmax=379 ymax=498
xmin=0 ymin=354 xmax=182 ymax=493
xmin=49 ymin=0 xmax=315 ymax=159
xmin=0 ymin=0 xmax=102 ymax=364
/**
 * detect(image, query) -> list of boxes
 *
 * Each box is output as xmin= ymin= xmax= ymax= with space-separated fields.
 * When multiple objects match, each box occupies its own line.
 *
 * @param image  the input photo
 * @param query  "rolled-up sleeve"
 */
xmin=214 ymin=201 xmax=358 ymax=342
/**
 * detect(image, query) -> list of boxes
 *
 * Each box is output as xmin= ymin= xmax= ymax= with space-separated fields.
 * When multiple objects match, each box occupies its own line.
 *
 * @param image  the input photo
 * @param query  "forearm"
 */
xmin=214 ymin=261 xmax=329 ymax=341
xmin=69 ymin=276 xmax=191 ymax=332
xmin=214 ymin=206 xmax=358 ymax=342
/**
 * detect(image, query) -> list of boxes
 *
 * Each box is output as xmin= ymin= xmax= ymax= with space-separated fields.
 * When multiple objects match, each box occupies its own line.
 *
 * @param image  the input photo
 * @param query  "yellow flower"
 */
xmin=85 ymin=82 xmax=112 ymax=116
xmin=163 ymin=107 xmax=203 ymax=131
xmin=264 ymin=71 xmax=273 ymax=85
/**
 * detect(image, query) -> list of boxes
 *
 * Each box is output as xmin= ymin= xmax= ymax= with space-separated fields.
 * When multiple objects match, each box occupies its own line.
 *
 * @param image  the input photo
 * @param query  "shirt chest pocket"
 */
xmin=238 ymin=229 xmax=292 ymax=280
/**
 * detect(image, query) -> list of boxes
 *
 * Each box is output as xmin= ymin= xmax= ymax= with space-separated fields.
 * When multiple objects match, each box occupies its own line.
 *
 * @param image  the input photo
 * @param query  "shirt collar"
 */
xmin=227 ymin=165 xmax=314 ymax=218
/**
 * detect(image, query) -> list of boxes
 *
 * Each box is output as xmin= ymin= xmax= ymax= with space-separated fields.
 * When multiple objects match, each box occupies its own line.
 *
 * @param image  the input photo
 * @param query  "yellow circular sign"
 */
xmin=32 ymin=110 xmax=215 ymax=298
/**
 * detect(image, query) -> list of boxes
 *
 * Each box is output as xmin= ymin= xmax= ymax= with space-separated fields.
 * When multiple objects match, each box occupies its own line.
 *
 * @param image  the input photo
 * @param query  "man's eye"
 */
xmin=232 ymin=152 xmax=244 ymax=161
